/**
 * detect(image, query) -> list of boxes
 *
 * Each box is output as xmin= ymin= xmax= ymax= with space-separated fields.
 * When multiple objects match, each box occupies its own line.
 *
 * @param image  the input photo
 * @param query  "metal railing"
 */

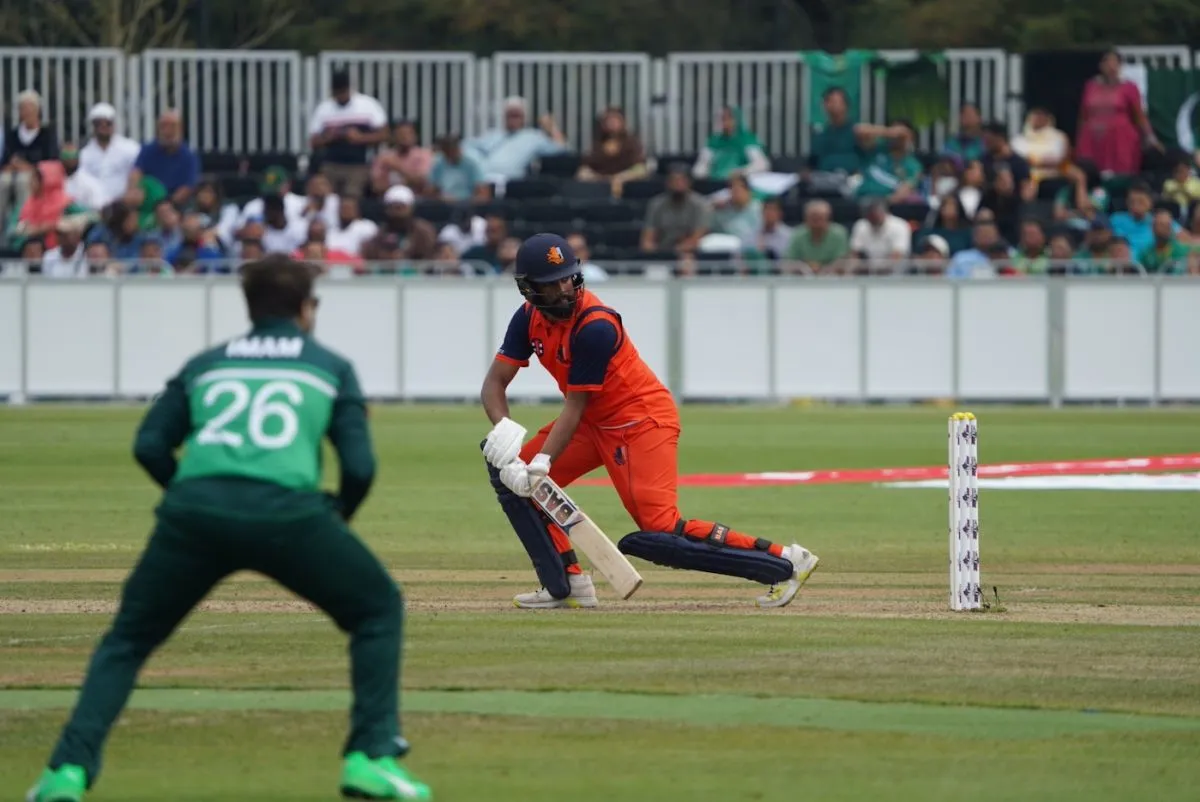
xmin=3 ymin=257 xmax=1192 ymax=279
xmin=0 ymin=46 xmax=1193 ymax=155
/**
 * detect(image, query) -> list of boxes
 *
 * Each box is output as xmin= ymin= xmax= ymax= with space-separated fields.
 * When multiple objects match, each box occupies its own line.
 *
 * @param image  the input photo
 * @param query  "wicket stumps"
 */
xmin=948 ymin=412 xmax=981 ymax=611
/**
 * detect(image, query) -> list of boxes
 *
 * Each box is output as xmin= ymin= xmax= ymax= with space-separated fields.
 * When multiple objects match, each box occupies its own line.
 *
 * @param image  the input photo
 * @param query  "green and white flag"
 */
xmin=877 ymin=52 xmax=949 ymax=129
xmin=1146 ymin=68 xmax=1200 ymax=151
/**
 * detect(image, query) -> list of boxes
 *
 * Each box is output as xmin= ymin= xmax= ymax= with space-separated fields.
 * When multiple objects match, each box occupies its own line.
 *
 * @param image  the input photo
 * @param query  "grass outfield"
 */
xmin=1 ymin=405 xmax=1198 ymax=800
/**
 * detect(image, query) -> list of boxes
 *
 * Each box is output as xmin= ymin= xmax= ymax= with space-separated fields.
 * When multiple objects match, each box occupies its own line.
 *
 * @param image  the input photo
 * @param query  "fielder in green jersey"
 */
xmin=27 ymin=255 xmax=432 ymax=802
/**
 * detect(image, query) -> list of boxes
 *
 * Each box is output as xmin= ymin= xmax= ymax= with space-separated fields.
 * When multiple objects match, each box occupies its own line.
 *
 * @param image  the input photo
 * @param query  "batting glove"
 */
xmin=483 ymin=417 xmax=527 ymax=468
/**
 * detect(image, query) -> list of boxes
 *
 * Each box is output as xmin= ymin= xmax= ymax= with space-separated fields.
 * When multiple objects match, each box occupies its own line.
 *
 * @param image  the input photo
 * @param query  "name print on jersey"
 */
xmin=225 ymin=336 xmax=304 ymax=359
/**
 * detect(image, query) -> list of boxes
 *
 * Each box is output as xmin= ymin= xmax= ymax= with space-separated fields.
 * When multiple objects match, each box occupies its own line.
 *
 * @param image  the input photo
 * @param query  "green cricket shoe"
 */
xmin=340 ymin=752 xmax=432 ymax=800
xmin=25 ymin=765 xmax=87 ymax=802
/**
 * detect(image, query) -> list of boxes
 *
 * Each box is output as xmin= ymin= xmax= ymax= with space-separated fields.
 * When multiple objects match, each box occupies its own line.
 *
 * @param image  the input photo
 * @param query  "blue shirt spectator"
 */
xmin=131 ymin=110 xmax=200 ymax=203
xmin=1109 ymin=184 xmax=1179 ymax=256
xmin=464 ymin=96 xmax=566 ymax=181
xmin=945 ymin=221 xmax=1009 ymax=278
xmin=431 ymin=136 xmax=486 ymax=201
xmin=943 ymin=103 xmax=985 ymax=165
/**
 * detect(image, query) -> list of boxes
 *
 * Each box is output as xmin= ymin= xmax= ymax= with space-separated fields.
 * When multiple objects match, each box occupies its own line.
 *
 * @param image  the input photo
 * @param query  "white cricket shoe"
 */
xmin=756 ymin=544 xmax=820 ymax=609
xmin=513 ymin=573 xmax=599 ymax=609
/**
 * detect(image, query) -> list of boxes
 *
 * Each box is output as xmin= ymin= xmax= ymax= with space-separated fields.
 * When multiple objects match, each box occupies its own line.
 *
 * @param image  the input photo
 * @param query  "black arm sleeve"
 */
xmin=42 ymin=127 xmax=60 ymax=162
xmin=327 ymin=362 xmax=377 ymax=522
xmin=132 ymin=371 xmax=192 ymax=489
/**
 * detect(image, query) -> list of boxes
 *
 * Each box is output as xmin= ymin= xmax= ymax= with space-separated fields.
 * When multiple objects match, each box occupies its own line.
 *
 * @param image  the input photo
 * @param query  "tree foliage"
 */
xmin=1 ymin=0 xmax=1198 ymax=53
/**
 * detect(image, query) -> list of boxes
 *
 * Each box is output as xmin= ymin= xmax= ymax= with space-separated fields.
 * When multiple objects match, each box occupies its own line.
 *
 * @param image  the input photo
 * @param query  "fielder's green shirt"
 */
xmin=133 ymin=319 xmax=376 ymax=521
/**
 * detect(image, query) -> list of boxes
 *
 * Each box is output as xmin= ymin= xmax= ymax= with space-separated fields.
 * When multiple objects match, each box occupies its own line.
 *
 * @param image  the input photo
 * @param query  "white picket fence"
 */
xmin=0 ymin=46 xmax=1190 ymax=154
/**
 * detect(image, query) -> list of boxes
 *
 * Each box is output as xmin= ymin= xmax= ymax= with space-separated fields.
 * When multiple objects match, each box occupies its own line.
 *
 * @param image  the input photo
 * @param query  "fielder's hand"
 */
xmin=499 ymin=458 xmax=533 ymax=498
xmin=483 ymin=417 xmax=527 ymax=468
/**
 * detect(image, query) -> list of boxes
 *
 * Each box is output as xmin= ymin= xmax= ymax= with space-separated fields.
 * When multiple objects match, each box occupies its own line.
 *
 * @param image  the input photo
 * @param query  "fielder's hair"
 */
xmin=241 ymin=254 xmax=319 ymax=324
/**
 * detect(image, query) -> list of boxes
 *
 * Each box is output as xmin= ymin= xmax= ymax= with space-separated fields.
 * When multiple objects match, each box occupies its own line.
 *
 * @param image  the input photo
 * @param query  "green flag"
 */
xmin=801 ymin=49 xmax=877 ymax=128
xmin=1146 ymin=68 xmax=1200 ymax=151
xmin=876 ymin=52 xmax=949 ymax=129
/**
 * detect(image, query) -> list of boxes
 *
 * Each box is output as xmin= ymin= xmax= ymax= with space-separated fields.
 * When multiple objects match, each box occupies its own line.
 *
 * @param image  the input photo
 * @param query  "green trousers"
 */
xmin=48 ymin=480 xmax=405 ymax=785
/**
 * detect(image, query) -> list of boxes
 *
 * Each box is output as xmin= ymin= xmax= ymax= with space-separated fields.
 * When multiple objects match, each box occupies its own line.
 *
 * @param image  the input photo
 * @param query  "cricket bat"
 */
xmin=530 ymin=476 xmax=643 ymax=600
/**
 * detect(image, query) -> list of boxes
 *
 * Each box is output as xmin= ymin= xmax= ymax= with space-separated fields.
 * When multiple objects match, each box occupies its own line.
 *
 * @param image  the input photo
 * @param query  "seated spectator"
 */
xmin=981 ymin=123 xmax=1033 ymax=203
xmin=920 ymin=194 xmax=972 ymax=254
xmin=1054 ymin=159 xmax=1109 ymax=231
xmin=134 ymin=236 xmax=172 ymax=275
xmin=785 ymin=199 xmax=848 ymax=273
xmin=151 ymin=199 xmax=184 ymax=253
xmin=946 ymin=221 xmax=1009 ymax=278
xmin=295 ymin=218 xmax=360 ymax=269
xmin=577 ymin=107 xmax=647 ymax=196
xmin=1011 ymin=219 xmax=1049 ymax=274
xmin=429 ymin=134 xmax=488 ymax=202
xmin=371 ymin=119 xmax=433 ymax=196
xmin=79 ymin=102 xmax=139 ymax=209
xmin=130 ymin=110 xmax=199 ymax=206
xmin=849 ymin=199 xmax=911 ymax=267
xmin=126 ymin=173 xmax=167 ymax=231
xmin=496 ymin=237 xmax=521 ymax=273
xmin=191 ymin=179 xmax=240 ymax=248
xmin=693 ymin=106 xmax=769 ymax=180
xmin=855 ymin=121 xmax=923 ymax=202
xmin=326 ymin=195 xmax=379 ymax=256
xmin=1076 ymin=49 xmax=1158 ymax=177
xmin=0 ymin=90 xmax=60 ymax=235
xmin=711 ymin=175 xmax=762 ymax=252
xmin=428 ymin=240 xmax=474 ymax=277
xmin=238 ymin=238 xmax=265 ymax=262
xmin=1160 ymin=157 xmax=1200 ymax=212
xmin=465 ymin=96 xmax=566 ymax=183
xmin=925 ymin=155 xmax=961 ymax=204
xmin=1012 ymin=108 xmax=1069 ymax=187
xmin=981 ymin=165 xmax=1024 ymax=244
xmin=377 ymin=184 xmax=436 ymax=260
xmin=1180 ymin=204 xmax=1200 ymax=247
xmin=85 ymin=241 xmax=111 ymax=273
xmin=301 ymin=173 xmax=339 ymax=228
xmin=167 ymin=211 xmax=226 ymax=269
xmin=461 ymin=215 xmax=509 ymax=272
xmin=756 ymin=199 xmax=793 ymax=260
xmin=1139 ymin=208 xmax=1190 ymax=274
xmin=1110 ymin=183 xmax=1176 ymax=255
xmin=87 ymin=202 xmax=145 ymax=260
xmin=641 ymin=166 xmax=711 ymax=255
xmin=943 ymin=102 xmax=984 ymax=165
xmin=363 ymin=232 xmax=405 ymax=271
xmin=9 ymin=161 xmax=94 ymax=251
xmin=808 ymin=88 xmax=862 ymax=176
xmin=61 ymin=143 xmax=105 ymax=211
xmin=913 ymin=234 xmax=950 ymax=274
xmin=40 ymin=218 xmax=88 ymax=278
xmin=1106 ymin=236 xmax=1139 ymax=273
xmin=238 ymin=167 xmax=313 ymax=228
xmin=259 ymin=194 xmax=307 ymax=255
xmin=309 ymin=69 xmax=388 ymax=199
xmin=956 ymin=159 xmax=986 ymax=219
xmin=1047 ymin=233 xmax=1081 ymax=275
xmin=1077 ymin=214 xmax=1114 ymax=266
xmin=20 ymin=237 xmax=45 ymax=269
xmin=565 ymin=231 xmax=609 ymax=283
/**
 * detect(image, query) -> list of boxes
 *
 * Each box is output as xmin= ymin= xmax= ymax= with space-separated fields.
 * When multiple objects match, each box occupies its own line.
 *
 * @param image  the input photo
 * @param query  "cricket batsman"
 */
xmin=481 ymin=233 xmax=820 ymax=609
xmin=26 ymin=256 xmax=431 ymax=802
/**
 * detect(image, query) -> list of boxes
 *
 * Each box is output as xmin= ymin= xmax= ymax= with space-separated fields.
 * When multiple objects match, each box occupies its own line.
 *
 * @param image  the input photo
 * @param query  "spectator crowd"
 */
xmin=4 ymin=53 xmax=1200 ymax=280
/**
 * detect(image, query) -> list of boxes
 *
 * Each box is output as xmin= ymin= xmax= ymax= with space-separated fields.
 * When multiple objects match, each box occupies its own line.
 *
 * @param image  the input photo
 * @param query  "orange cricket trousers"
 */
xmin=519 ymin=418 xmax=782 ymax=571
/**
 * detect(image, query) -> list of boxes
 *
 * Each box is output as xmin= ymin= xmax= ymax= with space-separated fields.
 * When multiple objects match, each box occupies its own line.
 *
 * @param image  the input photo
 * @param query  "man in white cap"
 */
xmin=78 ymin=102 xmax=140 ymax=208
xmin=464 ymin=95 xmax=567 ymax=184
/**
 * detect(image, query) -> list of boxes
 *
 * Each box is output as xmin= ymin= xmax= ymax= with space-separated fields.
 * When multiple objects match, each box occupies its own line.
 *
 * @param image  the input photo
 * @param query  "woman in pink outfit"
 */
xmin=1076 ymin=50 xmax=1160 ymax=175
